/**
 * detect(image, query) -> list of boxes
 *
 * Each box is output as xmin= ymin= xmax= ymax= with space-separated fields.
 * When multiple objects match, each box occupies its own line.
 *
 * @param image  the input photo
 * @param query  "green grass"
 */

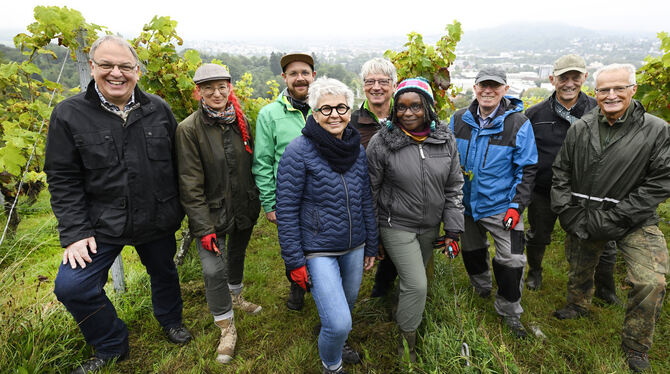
xmin=1 ymin=191 xmax=669 ymax=373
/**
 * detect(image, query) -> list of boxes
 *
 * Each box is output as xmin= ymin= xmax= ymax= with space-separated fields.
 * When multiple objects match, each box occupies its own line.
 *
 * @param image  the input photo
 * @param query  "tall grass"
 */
xmin=1 ymin=191 xmax=668 ymax=373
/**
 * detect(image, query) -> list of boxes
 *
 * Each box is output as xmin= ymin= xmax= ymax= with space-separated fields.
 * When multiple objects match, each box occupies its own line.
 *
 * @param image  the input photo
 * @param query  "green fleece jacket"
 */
xmin=252 ymin=92 xmax=309 ymax=213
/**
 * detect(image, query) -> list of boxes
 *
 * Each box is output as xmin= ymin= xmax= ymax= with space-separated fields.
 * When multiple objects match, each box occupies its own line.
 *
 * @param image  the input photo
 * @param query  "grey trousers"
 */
xmin=461 ymin=213 xmax=526 ymax=317
xmin=196 ymin=227 xmax=254 ymax=316
xmin=380 ymin=226 xmax=440 ymax=332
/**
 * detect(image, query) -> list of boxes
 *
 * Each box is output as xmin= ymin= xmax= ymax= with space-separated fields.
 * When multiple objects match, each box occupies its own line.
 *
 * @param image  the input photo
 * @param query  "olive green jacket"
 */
xmin=551 ymin=100 xmax=670 ymax=241
xmin=176 ymin=106 xmax=260 ymax=236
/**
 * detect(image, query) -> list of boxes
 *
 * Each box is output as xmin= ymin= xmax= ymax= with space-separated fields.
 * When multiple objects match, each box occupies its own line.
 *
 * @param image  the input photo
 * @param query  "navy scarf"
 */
xmin=302 ymin=115 xmax=361 ymax=174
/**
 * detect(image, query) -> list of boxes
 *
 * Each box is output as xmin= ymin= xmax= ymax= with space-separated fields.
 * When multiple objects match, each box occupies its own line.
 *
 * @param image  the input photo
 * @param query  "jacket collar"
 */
xmin=377 ymin=121 xmax=450 ymax=151
xmin=463 ymin=96 xmax=522 ymax=132
xmin=84 ymin=79 xmax=150 ymax=107
xmin=549 ymin=91 xmax=592 ymax=118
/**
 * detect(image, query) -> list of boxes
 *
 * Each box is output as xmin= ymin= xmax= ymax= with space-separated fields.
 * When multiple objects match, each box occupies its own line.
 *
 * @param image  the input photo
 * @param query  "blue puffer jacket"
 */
xmin=276 ymin=135 xmax=378 ymax=271
xmin=449 ymin=96 xmax=538 ymax=221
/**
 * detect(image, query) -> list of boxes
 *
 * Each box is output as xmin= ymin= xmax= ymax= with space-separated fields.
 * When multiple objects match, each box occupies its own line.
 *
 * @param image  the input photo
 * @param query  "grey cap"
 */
xmin=280 ymin=53 xmax=314 ymax=72
xmin=193 ymin=63 xmax=231 ymax=84
xmin=553 ymin=54 xmax=587 ymax=76
xmin=475 ymin=67 xmax=507 ymax=85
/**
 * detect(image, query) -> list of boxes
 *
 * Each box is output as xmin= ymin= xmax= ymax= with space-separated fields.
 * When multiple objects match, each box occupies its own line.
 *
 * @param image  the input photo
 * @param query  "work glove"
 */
xmin=287 ymin=265 xmax=310 ymax=291
xmin=433 ymin=232 xmax=460 ymax=258
xmin=503 ymin=208 xmax=520 ymax=230
xmin=201 ymin=233 xmax=221 ymax=255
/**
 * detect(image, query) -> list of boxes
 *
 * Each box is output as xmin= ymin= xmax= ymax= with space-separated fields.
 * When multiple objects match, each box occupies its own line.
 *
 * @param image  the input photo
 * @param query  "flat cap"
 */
xmin=475 ymin=67 xmax=507 ymax=85
xmin=553 ymin=54 xmax=587 ymax=76
xmin=280 ymin=53 xmax=314 ymax=72
xmin=193 ymin=63 xmax=231 ymax=84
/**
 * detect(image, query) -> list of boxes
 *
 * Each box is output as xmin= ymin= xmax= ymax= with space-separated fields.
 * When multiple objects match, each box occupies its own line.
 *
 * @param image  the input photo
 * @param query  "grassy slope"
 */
xmin=1 ymin=191 xmax=668 ymax=373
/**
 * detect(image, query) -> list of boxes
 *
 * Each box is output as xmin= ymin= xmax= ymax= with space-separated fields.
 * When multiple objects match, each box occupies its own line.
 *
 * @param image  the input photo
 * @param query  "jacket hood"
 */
xmin=376 ymin=121 xmax=450 ymax=152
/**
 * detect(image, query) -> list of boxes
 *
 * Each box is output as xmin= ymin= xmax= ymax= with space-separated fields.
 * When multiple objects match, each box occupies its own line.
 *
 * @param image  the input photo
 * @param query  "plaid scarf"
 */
xmin=202 ymin=100 xmax=237 ymax=124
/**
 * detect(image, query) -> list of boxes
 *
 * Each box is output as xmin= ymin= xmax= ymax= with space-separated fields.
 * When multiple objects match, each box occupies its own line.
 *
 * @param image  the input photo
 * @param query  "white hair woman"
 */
xmin=276 ymin=77 xmax=378 ymax=374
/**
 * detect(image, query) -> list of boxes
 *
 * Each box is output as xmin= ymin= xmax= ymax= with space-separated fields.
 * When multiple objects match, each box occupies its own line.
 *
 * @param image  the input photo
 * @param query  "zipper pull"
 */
xmin=387 ymin=215 xmax=392 ymax=227
xmin=419 ymin=144 xmax=426 ymax=159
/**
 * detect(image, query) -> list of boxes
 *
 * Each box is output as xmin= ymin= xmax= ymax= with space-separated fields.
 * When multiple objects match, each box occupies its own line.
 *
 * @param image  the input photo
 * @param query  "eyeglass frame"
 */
xmin=315 ymin=104 xmax=351 ymax=116
xmin=363 ymin=78 xmax=392 ymax=87
xmin=199 ymin=83 xmax=230 ymax=96
xmin=396 ymin=103 xmax=424 ymax=114
xmin=92 ymin=59 xmax=138 ymax=73
xmin=594 ymin=84 xmax=636 ymax=96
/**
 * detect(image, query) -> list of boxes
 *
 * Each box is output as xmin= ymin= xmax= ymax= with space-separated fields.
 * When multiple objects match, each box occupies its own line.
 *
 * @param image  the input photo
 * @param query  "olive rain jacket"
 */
xmin=525 ymin=92 xmax=597 ymax=197
xmin=551 ymin=100 xmax=670 ymax=241
xmin=450 ymin=96 xmax=538 ymax=221
xmin=176 ymin=106 xmax=261 ymax=237
xmin=366 ymin=122 xmax=465 ymax=234
xmin=44 ymin=80 xmax=184 ymax=248
xmin=276 ymin=131 xmax=378 ymax=271
xmin=252 ymin=92 xmax=310 ymax=213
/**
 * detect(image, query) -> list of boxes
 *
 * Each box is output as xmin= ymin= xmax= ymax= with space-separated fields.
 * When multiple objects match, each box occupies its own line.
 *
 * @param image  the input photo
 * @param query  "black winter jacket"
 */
xmin=551 ymin=101 xmax=670 ymax=241
xmin=44 ymin=80 xmax=184 ymax=247
xmin=526 ymin=92 xmax=597 ymax=196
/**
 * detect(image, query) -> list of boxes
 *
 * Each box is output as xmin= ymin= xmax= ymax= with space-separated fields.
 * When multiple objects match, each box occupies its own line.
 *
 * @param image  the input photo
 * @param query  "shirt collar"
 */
xmin=477 ymin=102 xmax=500 ymax=128
xmin=94 ymin=83 xmax=136 ymax=112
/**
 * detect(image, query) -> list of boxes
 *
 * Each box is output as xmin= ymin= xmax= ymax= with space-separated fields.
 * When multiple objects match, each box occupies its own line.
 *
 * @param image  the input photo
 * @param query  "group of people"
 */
xmin=43 ymin=34 xmax=668 ymax=374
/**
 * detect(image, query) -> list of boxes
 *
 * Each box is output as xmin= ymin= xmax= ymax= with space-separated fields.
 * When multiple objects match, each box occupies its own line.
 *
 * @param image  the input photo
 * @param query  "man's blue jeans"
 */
xmin=53 ymin=235 xmax=183 ymax=358
xmin=307 ymin=246 xmax=364 ymax=368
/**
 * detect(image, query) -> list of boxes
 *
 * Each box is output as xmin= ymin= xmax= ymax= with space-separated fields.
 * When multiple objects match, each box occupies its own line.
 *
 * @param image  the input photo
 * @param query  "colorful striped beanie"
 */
xmin=394 ymin=77 xmax=434 ymax=105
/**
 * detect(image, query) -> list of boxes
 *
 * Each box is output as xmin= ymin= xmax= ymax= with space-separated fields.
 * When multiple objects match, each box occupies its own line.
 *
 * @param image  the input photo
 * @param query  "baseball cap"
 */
xmin=553 ymin=54 xmax=587 ymax=76
xmin=475 ymin=68 xmax=507 ymax=85
xmin=280 ymin=53 xmax=314 ymax=72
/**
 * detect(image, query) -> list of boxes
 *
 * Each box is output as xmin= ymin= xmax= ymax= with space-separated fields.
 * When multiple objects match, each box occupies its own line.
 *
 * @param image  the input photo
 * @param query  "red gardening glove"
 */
xmin=201 ymin=233 xmax=221 ymax=254
xmin=289 ymin=265 xmax=309 ymax=291
xmin=503 ymin=208 xmax=520 ymax=230
xmin=445 ymin=240 xmax=460 ymax=258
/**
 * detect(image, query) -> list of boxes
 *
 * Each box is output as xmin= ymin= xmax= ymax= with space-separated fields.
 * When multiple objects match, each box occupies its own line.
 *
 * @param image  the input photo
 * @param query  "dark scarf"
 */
xmin=301 ymin=115 xmax=361 ymax=174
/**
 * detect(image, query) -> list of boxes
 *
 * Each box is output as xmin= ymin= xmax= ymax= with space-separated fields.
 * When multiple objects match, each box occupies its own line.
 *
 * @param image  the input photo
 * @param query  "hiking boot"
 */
xmin=502 ymin=315 xmax=527 ymax=339
xmin=370 ymin=281 xmax=390 ymax=298
xmin=164 ymin=324 xmax=192 ymax=344
xmin=342 ymin=342 xmax=362 ymax=364
xmin=71 ymin=352 xmax=129 ymax=374
xmin=553 ymin=304 xmax=588 ymax=320
xmin=398 ymin=329 xmax=417 ymax=362
xmin=322 ymin=363 xmax=347 ymax=374
xmin=286 ymin=282 xmax=306 ymax=311
xmin=594 ymin=288 xmax=623 ymax=306
xmin=475 ymin=288 xmax=491 ymax=299
xmin=214 ymin=317 xmax=237 ymax=364
xmin=622 ymin=344 xmax=650 ymax=372
xmin=525 ymin=268 xmax=543 ymax=291
xmin=232 ymin=291 xmax=262 ymax=314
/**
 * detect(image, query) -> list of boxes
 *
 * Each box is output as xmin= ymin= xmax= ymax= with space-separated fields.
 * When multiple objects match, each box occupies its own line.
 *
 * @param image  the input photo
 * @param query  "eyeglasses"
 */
xmin=93 ymin=60 xmax=137 ymax=73
xmin=315 ymin=104 xmax=350 ymax=116
xmin=286 ymin=70 xmax=313 ymax=78
xmin=364 ymin=78 xmax=392 ymax=87
xmin=396 ymin=103 xmax=423 ymax=114
xmin=477 ymin=81 xmax=504 ymax=89
xmin=201 ymin=85 xmax=229 ymax=96
xmin=594 ymin=84 xmax=635 ymax=96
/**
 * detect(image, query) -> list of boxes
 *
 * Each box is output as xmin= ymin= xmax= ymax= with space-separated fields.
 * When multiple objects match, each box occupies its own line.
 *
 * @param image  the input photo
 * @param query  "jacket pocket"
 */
xmin=88 ymin=199 xmax=127 ymax=237
xmin=144 ymin=126 xmax=171 ymax=161
xmin=155 ymin=190 xmax=183 ymax=231
xmin=73 ymin=131 xmax=119 ymax=169
xmin=207 ymin=198 xmax=228 ymax=232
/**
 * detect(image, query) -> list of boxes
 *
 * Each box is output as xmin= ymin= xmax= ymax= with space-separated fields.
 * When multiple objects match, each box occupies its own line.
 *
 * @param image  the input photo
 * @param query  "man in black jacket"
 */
xmin=44 ymin=35 xmax=191 ymax=374
xmin=525 ymin=55 xmax=619 ymax=305
xmin=551 ymin=63 xmax=670 ymax=372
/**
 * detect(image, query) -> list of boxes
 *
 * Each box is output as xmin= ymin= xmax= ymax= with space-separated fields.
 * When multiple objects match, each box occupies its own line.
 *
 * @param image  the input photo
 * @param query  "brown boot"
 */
xmin=397 ymin=330 xmax=417 ymax=362
xmin=232 ymin=291 xmax=262 ymax=314
xmin=214 ymin=317 xmax=237 ymax=364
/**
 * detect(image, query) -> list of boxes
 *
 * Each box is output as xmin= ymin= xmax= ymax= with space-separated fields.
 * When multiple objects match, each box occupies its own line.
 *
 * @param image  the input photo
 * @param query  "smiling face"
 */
xmin=197 ymin=79 xmax=231 ymax=111
xmin=363 ymin=73 xmax=395 ymax=108
xmin=282 ymin=61 xmax=315 ymax=101
xmin=550 ymin=70 xmax=586 ymax=108
xmin=89 ymin=41 xmax=139 ymax=108
xmin=396 ymin=92 xmax=425 ymax=131
xmin=473 ymin=81 xmax=508 ymax=116
xmin=314 ymin=94 xmax=350 ymax=139
xmin=596 ymin=68 xmax=637 ymax=122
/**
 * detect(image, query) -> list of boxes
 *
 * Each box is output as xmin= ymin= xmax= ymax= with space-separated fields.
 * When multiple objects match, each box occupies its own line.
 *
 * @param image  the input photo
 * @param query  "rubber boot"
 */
xmin=214 ymin=317 xmax=237 ymax=364
xmin=594 ymin=259 xmax=622 ymax=306
xmin=286 ymin=282 xmax=306 ymax=311
xmin=525 ymin=244 xmax=545 ymax=290
xmin=398 ymin=330 xmax=416 ymax=362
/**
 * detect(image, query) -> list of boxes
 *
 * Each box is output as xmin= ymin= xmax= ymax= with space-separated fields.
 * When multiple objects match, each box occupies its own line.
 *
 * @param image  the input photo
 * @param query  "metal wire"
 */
xmin=447 ymin=256 xmax=471 ymax=366
xmin=0 ymin=50 xmax=69 ymax=248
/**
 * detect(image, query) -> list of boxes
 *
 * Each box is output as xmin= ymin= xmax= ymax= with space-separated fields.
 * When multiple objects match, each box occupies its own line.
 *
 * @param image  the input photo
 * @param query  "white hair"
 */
xmin=593 ymin=63 xmax=637 ymax=85
xmin=307 ymin=77 xmax=354 ymax=110
xmin=360 ymin=58 xmax=398 ymax=85
xmin=89 ymin=35 xmax=139 ymax=64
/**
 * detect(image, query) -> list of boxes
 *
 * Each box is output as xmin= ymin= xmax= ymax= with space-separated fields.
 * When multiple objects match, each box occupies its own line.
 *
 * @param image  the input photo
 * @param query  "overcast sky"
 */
xmin=3 ymin=0 xmax=669 ymax=41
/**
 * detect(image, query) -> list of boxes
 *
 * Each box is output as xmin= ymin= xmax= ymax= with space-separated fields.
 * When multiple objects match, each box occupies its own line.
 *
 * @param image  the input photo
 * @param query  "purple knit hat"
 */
xmin=394 ymin=77 xmax=434 ymax=105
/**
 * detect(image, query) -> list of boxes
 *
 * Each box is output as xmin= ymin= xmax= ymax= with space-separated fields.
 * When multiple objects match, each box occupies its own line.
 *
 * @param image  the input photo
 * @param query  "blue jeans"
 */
xmin=53 ymin=235 xmax=183 ymax=358
xmin=307 ymin=246 xmax=364 ymax=367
